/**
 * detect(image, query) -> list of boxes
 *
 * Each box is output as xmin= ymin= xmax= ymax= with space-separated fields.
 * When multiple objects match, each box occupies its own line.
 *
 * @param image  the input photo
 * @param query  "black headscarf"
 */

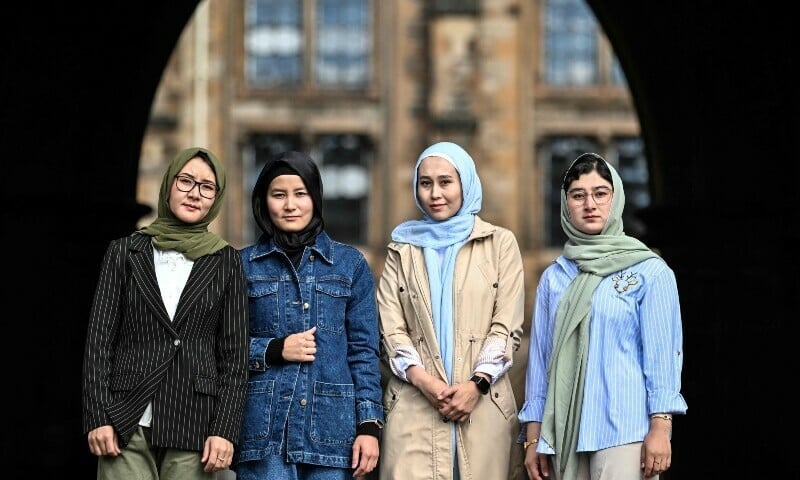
xmin=252 ymin=151 xmax=325 ymax=257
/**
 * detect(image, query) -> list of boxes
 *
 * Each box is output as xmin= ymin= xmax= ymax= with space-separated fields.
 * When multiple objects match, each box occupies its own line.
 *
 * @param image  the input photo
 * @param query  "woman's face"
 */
xmin=416 ymin=155 xmax=463 ymax=221
xmin=266 ymin=174 xmax=313 ymax=232
xmin=565 ymin=170 xmax=613 ymax=235
xmin=169 ymin=157 xmax=218 ymax=224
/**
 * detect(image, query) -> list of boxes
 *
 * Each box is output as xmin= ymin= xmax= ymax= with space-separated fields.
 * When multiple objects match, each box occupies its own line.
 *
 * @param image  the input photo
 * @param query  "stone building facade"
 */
xmin=138 ymin=0 xmax=642 ymax=418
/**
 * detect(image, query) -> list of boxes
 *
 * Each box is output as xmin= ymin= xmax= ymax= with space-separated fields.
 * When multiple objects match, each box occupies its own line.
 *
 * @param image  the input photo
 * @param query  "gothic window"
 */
xmin=244 ymin=0 xmax=372 ymax=90
xmin=544 ymin=0 xmax=628 ymax=87
xmin=544 ymin=0 xmax=598 ymax=86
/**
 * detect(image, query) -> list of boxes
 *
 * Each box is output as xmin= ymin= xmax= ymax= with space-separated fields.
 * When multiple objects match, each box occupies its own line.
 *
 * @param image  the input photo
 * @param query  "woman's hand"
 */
xmin=202 ymin=436 xmax=234 ymax=473
xmin=351 ymin=434 xmax=379 ymax=477
xmin=641 ymin=417 xmax=672 ymax=478
xmin=87 ymin=425 xmax=120 ymax=457
xmin=436 ymin=381 xmax=480 ymax=422
xmin=524 ymin=447 xmax=551 ymax=480
xmin=283 ymin=326 xmax=317 ymax=362
xmin=406 ymin=365 xmax=450 ymax=410
xmin=524 ymin=422 xmax=550 ymax=480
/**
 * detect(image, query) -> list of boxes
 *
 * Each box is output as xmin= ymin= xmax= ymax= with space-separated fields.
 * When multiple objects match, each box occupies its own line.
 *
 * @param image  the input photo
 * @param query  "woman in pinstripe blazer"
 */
xmin=82 ymin=147 xmax=249 ymax=479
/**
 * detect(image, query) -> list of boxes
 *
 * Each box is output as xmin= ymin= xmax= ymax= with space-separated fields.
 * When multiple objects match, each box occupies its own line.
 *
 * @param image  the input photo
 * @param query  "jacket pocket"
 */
xmin=310 ymin=381 xmax=355 ymax=445
xmin=382 ymin=376 xmax=404 ymax=414
xmin=315 ymin=277 xmax=351 ymax=334
xmin=488 ymin=375 xmax=518 ymax=421
xmin=193 ymin=374 xmax=219 ymax=396
xmin=248 ymin=281 xmax=280 ymax=334
xmin=240 ymin=380 xmax=274 ymax=442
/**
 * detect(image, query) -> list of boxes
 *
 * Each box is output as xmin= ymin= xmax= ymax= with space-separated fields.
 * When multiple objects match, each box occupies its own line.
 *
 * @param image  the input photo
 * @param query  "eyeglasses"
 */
xmin=567 ymin=186 xmax=613 ymax=206
xmin=174 ymin=175 xmax=218 ymax=199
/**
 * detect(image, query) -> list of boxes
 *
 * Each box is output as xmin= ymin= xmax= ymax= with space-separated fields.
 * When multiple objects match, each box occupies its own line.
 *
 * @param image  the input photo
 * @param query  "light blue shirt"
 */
xmin=519 ymin=256 xmax=687 ymax=453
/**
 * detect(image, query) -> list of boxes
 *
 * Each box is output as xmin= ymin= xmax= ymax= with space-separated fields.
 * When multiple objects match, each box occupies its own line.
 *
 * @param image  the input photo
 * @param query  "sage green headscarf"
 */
xmin=138 ymin=147 xmax=228 ymax=260
xmin=540 ymin=153 xmax=658 ymax=479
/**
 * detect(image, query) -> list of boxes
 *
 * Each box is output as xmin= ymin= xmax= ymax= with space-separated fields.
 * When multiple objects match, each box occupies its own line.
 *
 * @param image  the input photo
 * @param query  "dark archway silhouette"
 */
xmin=2 ymin=3 xmax=199 ymax=475
xmin=2 ymin=2 xmax=795 ymax=477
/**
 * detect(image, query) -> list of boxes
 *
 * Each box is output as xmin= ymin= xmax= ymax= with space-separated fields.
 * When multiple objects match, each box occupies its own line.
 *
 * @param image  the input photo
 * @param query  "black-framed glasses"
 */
xmin=174 ymin=175 xmax=218 ymax=199
xmin=567 ymin=186 xmax=613 ymax=206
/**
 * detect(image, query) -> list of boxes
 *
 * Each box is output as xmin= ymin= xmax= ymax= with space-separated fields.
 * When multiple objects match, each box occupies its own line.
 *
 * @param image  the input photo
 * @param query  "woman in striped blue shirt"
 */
xmin=519 ymin=153 xmax=687 ymax=480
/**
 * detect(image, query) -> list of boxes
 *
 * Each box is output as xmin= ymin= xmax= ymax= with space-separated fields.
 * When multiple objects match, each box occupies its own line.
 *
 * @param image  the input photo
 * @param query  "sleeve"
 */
xmin=518 ymin=267 xmax=556 ymax=425
xmin=376 ymin=247 xmax=424 ymax=383
xmin=346 ymin=254 xmax=385 ymax=425
xmin=82 ymin=238 xmax=125 ymax=433
xmin=264 ymin=337 xmax=287 ymax=365
xmin=210 ymin=248 xmax=250 ymax=443
xmin=641 ymin=264 xmax=688 ymax=416
xmin=473 ymin=229 xmax=525 ymax=382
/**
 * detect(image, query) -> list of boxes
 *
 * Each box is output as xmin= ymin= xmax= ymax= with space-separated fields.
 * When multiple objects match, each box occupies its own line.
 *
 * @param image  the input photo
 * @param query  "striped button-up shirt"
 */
xmin=519 ymin=255 xmax=688 ymax=452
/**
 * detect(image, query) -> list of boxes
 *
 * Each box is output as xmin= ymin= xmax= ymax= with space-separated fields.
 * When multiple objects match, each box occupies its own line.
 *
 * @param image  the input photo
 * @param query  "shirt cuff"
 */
xmin=357 ymin=420 xmax=383 ymax=441
xmin=265 ymin=337 xmax=287 ymax=365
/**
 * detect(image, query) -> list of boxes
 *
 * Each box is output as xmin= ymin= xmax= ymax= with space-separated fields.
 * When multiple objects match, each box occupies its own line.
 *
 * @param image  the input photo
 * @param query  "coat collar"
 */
xmin=247 ymin=231 xmax=335 ymax=265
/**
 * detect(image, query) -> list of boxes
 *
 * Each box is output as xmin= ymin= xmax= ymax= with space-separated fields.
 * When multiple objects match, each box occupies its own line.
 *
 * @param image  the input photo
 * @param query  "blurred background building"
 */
xmin=138 ymin=4 xmax=646 ymax=446
xmin=140 ymin=0 xmax=646 ymax=314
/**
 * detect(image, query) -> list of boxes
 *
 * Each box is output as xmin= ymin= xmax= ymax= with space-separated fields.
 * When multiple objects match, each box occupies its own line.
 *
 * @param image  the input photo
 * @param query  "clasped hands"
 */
xmin=409 ymin=368 xmax=480 ymax=423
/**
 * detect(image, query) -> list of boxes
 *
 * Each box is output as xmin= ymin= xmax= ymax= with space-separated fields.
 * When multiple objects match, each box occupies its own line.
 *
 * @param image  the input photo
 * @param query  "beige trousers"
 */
xmin=552 ymin=442 xmax=659 ymax=480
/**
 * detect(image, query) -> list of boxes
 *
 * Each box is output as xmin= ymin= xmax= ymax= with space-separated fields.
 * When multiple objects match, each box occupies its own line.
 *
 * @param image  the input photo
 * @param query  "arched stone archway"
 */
xmin=3 ymin=2 xmax=794 ymax=476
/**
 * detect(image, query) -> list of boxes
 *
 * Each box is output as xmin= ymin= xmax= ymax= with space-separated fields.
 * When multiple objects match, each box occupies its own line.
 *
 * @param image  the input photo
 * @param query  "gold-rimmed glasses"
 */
xmin=566 ymin=186 xmax=612 ymax=206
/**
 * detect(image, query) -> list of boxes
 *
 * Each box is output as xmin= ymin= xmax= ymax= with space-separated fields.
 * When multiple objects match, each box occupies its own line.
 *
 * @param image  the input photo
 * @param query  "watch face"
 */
xmin=471 ymin=375 xmax=490 ymax=394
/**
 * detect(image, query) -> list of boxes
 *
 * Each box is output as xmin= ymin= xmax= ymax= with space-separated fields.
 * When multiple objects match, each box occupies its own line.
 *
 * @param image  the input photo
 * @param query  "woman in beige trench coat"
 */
xmin=376 ymin=141 xmax=525 ymax=479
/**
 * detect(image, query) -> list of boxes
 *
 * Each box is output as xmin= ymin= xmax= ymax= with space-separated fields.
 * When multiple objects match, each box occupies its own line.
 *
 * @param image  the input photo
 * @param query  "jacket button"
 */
xmin=173 ymin=339 xmax=181 ymax=347
xmin=303 ymin=302 xmax=310 ymax=310
xmin=300 ymin=399 xmax=307 ymax=406
xmin=309 ymin=255 xmax=315 ymax=261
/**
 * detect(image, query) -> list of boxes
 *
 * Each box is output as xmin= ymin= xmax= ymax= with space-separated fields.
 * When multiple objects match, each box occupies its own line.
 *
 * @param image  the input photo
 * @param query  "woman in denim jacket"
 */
xmin=233 ymin=150 xmax=384 ymax=480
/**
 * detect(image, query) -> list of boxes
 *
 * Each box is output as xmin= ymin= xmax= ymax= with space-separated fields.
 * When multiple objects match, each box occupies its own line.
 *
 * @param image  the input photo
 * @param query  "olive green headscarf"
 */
xmin=138 ymin=147 xmax=228 ymax=260
xmin=540 ymin=153 xmax=658 ymax=480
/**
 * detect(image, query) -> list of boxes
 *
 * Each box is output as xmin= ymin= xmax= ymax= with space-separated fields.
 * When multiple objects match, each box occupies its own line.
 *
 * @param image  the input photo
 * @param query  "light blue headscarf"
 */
xmin=391 ymin=141 xmax=482 ymax=381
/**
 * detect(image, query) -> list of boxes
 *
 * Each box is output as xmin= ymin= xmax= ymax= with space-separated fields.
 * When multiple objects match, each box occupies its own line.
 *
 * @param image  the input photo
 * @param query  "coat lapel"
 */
xmin=172 ymin=252 xmax=221 ymax=329
xmin=127 ymin=234 xmax=176 ymax=331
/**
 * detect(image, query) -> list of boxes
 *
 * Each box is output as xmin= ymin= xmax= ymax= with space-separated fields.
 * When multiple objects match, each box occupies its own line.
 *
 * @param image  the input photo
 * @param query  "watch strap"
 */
xmin=469 ymin=374 xmax=490 ymax=395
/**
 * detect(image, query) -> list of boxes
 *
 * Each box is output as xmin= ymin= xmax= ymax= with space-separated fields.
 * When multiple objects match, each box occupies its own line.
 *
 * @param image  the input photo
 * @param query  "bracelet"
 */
xmin=650 ymin=413 xmax=673 ymax=421
xmin=524 ymin=439 xmax=539 ymax=450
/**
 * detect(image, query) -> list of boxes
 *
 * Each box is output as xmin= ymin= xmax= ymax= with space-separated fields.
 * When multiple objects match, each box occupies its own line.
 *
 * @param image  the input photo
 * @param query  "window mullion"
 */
xmin=306 ymin=0 xmax=316 ymax=91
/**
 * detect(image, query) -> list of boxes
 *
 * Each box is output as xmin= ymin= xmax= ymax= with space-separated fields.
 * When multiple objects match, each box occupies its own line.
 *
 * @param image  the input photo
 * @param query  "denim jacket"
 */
xmin=234 ymin=231 xmax=384 ymax=468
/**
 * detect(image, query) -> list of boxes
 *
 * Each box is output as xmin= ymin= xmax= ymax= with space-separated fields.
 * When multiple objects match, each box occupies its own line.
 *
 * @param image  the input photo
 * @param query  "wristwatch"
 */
xmin=469 ymin=374 xmax=490 ymax=395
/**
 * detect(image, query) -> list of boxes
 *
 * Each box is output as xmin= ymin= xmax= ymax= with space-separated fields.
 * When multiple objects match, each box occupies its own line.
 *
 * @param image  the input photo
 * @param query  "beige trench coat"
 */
xmin=376 ymin=216 xmax=526 ymax=480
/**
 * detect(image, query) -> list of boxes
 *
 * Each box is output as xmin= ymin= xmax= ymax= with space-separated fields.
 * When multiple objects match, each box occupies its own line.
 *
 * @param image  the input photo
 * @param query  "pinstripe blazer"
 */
xmin=82 ymin=232 xmax=249 ymax=452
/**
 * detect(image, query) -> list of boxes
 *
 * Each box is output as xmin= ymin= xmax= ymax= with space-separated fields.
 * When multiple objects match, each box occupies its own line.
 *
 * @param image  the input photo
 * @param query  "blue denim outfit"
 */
xmin=234 ymin=231 xmax=384 ymax=471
